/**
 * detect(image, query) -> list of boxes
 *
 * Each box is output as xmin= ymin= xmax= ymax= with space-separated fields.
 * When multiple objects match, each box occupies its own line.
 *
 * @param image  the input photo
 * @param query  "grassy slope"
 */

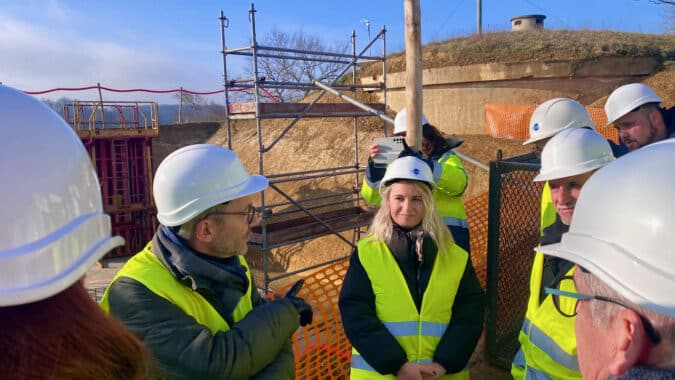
xmin=358 ymin=29 xmax=675 ymax=77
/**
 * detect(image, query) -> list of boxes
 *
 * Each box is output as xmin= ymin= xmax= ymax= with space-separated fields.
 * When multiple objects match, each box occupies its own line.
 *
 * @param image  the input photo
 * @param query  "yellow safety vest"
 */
xmin=349 ymin=237 xmax=470 ymax=380
xmin=362 ymin=151 xmax=468 ymax=228
xmin=511 ymin=253 xmax=581 ymax=380
xmin=100 ymin=242 xmax=253 ymax=333
xmin=540 ymin=182 xmax=557 ymax=235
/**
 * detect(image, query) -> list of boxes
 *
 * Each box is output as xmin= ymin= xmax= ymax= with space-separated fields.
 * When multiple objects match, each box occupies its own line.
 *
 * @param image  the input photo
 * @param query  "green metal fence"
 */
xmin=485 ymin=152 xmax=542 ymax=369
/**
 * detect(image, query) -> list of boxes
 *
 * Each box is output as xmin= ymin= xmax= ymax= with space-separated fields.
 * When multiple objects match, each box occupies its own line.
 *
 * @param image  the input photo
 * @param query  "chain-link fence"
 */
xmin=485 ymin=152 xmax=542 ymax=369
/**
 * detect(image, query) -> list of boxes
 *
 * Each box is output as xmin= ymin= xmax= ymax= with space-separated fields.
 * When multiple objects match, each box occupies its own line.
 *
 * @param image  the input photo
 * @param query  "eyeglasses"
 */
xmin=203 ymin=205 xmax=260 ymax=224
xmin=545 ymin=275 xmax=661 ymax=344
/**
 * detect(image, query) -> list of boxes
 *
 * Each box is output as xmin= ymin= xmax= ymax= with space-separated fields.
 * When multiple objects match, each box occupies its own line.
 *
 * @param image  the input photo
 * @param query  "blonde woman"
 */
xmin=340 ymin=156 xmax=484 ymax=380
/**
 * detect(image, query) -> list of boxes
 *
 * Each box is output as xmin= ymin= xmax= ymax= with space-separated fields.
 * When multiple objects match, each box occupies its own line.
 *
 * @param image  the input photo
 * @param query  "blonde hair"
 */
xmin=368 ymin=180 xmax=453 ymax=249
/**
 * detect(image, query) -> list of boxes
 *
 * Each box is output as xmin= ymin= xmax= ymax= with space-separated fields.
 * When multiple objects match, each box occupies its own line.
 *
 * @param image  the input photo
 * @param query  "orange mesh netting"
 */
xmin=466 ymin=192 xmax=489 ymax=289
xmin=275 ymin=259 xmax=352 ymax=380
xmin=484 ymin=103 xmax=619 ymax=143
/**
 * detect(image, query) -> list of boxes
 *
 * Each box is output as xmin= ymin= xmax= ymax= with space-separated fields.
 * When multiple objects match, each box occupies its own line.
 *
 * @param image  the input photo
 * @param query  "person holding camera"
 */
xmin=361 ymin=109 xmax=471 ymax=255
xmin=101 ymin=144 xmax=313 ymax=379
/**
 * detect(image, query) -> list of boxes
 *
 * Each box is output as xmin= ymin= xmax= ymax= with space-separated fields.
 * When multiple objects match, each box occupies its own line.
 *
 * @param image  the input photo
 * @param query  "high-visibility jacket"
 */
xmin=511 ymin=253 xmax=581 ymax=380
xmin=540 ymin=182 xmax=557 ymax=235
xmin=350 ymin=237 xmax=470 ymax=380
xmin=100 ymin=242 xmax=253 ymax=333
xmin=362 ymin=151 xmax=468 ymax=228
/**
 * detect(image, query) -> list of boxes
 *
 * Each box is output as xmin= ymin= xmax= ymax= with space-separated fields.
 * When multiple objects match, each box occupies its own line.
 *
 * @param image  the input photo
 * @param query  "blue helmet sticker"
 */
xmin=533 ymin=123 xmax=540 ymax=131
xmin=412 ymin=168 xmax=420 ymax=175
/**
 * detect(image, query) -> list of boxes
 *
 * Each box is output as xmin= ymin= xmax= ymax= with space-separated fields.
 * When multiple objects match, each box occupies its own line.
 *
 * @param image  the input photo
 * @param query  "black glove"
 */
xmin=285 ymin=280 xmax=313 ymax=326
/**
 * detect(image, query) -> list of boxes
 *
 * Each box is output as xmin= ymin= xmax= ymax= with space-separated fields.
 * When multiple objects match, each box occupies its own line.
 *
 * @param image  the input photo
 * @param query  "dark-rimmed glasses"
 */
xmin=203 ymin=205 xmax=259 ymax=224
xmin=545 ymin=276 xmax=661 ymax=344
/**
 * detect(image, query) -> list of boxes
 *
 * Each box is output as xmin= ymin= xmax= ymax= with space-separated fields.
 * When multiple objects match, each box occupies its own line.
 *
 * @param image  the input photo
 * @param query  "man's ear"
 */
xmin=193 ymin=219 xmax=215 ymax=243
xmin=608 ymin=308 xmax=649 ymax=376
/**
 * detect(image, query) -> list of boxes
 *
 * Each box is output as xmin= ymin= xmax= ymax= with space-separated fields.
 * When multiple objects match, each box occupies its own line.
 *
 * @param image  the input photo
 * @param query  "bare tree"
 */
xmin=247 ymin=28 xmax=350 ymax=102
xmin=172 ymin=91 xmax=228 ymax=123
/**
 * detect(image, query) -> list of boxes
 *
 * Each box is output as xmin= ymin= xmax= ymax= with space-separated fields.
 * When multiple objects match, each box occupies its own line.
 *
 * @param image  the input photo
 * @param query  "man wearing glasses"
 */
xmin=512 ymin=128 xmax=615 ymax=380
xmin=101 ymin=144 xmax=313 ymax=379
xmin=539 ymin=139 xmax=675 ymax=379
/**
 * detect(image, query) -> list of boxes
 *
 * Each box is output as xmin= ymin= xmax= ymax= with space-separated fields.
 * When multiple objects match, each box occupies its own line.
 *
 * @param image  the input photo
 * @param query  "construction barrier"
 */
xmin=466 ymin=192 xmax=489 ymax=289
xmin=485 ymin=152 xmax=541 ymax=369
xmin=273 ymin=259 xmax=352 ymax=380
xmin=484 ymin=103 xmax=620 ymax=143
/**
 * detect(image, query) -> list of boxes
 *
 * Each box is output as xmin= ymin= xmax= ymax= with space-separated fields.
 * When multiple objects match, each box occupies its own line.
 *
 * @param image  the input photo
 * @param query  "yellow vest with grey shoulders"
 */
xmin=349 ymin=237 xmax=470 ymax=380
xmin=361 ymin=151 xmax=468 ymax=228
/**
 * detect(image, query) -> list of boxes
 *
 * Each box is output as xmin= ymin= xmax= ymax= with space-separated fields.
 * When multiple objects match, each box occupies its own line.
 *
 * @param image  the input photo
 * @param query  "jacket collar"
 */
xmin=152 ymin=225 xmax=248 ymax=292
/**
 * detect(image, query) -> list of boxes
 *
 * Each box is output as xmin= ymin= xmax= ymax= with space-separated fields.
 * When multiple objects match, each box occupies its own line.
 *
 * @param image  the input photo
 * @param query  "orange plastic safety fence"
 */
xmin=484 ymin=103 xmax=619 ymax=143
xmin=275 ymin=259 xmax=352 ymax=380
xmin=466 ymin=192 xmax=489 ymax=289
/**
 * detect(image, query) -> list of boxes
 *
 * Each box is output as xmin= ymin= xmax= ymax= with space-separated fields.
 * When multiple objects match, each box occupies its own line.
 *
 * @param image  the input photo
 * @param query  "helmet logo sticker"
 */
xmin=412 ymin=168 xmax=420 ymax=175
xmin=533 ymin=123 xmax=540 ymax=131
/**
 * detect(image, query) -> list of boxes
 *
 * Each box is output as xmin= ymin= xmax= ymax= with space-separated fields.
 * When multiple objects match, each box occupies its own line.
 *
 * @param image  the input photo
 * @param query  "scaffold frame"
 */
xmin=220 ymin=3 xmax=389 ymax=291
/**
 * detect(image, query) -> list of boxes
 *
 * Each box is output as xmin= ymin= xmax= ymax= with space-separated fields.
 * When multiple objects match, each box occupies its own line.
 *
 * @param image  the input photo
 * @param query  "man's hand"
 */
xmin=284 ymin=280 xmax=313 ymax=326
xmin=419 ymin=362 xmax=446 ymax=380
xmin=396 ymin=362 xmax=423 ymax=380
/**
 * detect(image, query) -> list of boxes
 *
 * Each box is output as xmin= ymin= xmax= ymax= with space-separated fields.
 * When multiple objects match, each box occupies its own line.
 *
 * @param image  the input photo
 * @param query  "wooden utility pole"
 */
xmin=404 ymin=0 xmax=423 ymax=151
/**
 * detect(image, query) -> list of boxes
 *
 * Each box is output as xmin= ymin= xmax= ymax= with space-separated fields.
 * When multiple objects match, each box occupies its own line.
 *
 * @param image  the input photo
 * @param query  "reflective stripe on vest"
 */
xmin=100 ymin=242 xmax=253 ymax=333
xmin=349 ymin=237 xmax=469 ymax=380
xmin=512 ymin=253 xmax=581 ymax=380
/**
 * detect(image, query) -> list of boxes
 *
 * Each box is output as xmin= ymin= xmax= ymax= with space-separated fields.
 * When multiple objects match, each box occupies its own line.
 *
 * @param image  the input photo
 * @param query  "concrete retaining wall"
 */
xmin=360 ymin=56 xmax=659 ymax=135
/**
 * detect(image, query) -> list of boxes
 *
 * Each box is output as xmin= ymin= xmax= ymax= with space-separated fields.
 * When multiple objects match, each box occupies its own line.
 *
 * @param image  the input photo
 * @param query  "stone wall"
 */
xmin=360 ymin=56 xmax=659 ymax=135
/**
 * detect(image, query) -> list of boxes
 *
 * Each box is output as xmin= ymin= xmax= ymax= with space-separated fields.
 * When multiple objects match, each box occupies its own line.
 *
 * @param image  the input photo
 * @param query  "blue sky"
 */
xmin=1 ymin=0 xmax=670 ymax=103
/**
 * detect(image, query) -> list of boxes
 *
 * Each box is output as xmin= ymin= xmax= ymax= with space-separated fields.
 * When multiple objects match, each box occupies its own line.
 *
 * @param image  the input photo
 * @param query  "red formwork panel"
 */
xmin=84 ymin=137 xmax=154 ymax=212
xmin=107 ymin=209 xmax=157 ymax=258
xmin=81 ymin=137 xmax=157 ymax=259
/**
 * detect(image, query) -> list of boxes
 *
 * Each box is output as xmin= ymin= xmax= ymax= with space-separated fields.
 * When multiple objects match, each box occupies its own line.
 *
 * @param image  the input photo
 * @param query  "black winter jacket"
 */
xmin=106 ymin=226 xmax=300 ymax=380
xmin=338 ymin=226 xmax=485 ymax=376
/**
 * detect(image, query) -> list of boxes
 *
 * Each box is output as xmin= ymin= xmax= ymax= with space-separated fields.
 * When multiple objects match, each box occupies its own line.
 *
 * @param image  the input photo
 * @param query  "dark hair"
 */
xmin=0 ymin=280 xmax=154 ymax=380
xmin=422 ymin=123 xmax=448 ymax=154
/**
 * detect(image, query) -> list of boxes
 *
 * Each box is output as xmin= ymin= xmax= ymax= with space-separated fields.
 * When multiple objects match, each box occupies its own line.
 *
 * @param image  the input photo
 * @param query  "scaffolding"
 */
xmin=221 ymin=4 xmax=388 ymax=291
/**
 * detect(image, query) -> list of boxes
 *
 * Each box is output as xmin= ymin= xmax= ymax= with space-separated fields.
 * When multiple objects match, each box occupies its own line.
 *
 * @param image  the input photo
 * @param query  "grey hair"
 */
xmin=176 ymin=205 xmax=221 ymax=240
xmin=367 ymin=180 xmax=453 ymax=249
xmin=578 ymin=270 xmax=675 ymax=351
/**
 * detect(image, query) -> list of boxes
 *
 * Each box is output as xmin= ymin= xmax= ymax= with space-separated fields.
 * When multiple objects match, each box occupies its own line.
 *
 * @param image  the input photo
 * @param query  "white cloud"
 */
xmin=0 ymin=11 xmax=220 ymax=103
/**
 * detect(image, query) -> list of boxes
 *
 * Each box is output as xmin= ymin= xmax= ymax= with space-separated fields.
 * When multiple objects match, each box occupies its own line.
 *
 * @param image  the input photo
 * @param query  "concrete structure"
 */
xmin=360 ymin=56 xmax=659 ymax=135
xmin=511 ymin=15 xmax=546 ymax=31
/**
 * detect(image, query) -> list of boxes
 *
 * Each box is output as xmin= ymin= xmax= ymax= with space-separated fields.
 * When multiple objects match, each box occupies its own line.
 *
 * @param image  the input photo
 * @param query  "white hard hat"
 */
xmin=154 ymin=144 xmax=268 ymax=226
xmin=539 ymin=139 xmax=675 ymax=317
xmin=523 ymin=98 xmax=596 ymax=145
xmin=393 ymin=108 xmax=429 ymax=135
xmin=0 ymin=85 xmax=124 ymax=306
xmin=380 ymin=156 xmax=435 ymax=190
xmin=604 ymin=83 xmax=663 ymax=127
xmin=534 ymin=128 xmax=615 ymax=182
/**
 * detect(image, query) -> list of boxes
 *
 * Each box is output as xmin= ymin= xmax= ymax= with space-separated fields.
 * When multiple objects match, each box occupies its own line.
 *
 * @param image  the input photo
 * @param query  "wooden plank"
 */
xmin=249 ymin=207 xmax=375 ymax=247
xmin=228 ymin=102 xmax=386 ymax=117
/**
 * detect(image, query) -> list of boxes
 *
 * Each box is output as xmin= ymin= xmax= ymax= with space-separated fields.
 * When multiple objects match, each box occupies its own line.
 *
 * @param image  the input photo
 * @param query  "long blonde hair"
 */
xmin=368 ymin=180 xmax=454 ymax=249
